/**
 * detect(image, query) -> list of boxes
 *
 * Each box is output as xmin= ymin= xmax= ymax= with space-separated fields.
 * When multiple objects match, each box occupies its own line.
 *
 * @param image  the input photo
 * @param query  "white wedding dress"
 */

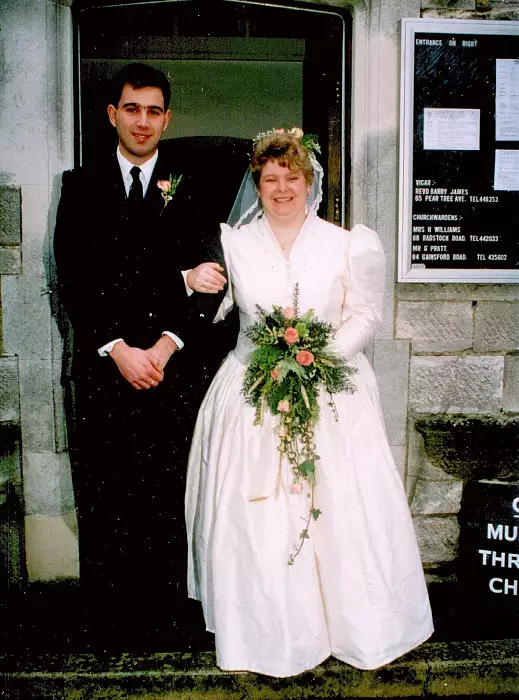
xmin=185 ymin=214 xmax=433 ymax=677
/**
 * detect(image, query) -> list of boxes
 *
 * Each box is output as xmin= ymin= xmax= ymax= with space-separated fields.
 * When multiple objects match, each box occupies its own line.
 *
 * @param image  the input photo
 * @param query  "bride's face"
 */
xmin=258 ymin=160 xmax=310 ymax=224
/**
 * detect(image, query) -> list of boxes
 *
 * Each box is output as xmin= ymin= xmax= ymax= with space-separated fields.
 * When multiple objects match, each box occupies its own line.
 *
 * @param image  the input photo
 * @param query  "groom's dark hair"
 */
xmin=110 ymin=63 xmax=171 ymax=109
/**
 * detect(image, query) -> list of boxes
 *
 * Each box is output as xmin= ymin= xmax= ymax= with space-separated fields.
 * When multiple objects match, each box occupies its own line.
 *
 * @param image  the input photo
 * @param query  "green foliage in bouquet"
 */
xmin=243 ymin=285 xmax=356 ymax=564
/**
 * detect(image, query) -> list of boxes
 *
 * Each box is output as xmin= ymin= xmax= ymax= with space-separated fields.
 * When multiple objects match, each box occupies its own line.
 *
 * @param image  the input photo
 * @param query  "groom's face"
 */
xmin=107 ymin=84 xmax=171 ymax=165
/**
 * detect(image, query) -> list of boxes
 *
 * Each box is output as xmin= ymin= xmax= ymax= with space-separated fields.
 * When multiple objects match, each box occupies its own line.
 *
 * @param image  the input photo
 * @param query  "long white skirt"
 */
xmin=185 ymin=350 xmax=433 ymax=677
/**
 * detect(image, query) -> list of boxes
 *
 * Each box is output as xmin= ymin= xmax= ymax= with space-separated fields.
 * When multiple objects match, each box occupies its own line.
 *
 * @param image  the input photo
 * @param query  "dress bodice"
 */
xmin=216 ymin=214 xmax=386 ymax=362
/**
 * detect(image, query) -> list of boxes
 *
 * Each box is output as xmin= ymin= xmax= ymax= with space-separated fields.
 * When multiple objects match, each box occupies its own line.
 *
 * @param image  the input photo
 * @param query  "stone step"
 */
xmin=3 ymin=640 xmax=519 ymax=698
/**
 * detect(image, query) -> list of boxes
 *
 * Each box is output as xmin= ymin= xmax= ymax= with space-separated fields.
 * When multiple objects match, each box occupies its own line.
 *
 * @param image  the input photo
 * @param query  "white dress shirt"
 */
xmin=98 ymin=147 xmax=184 ymax=356
xmin=117 ymin=147 xmax=158 ymax=197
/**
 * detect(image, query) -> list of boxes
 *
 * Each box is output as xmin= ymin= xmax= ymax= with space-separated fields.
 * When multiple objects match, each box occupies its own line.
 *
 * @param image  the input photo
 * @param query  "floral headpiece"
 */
xmin=252 ymin=127 xmax=321 ymax=158
xmin=228 ymin=127 xmax=323 ymax=228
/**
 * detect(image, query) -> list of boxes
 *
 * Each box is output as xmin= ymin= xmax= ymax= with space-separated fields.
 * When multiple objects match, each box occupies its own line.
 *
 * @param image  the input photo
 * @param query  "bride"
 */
xmin=185 ymin=129 xmax=433 ymax=677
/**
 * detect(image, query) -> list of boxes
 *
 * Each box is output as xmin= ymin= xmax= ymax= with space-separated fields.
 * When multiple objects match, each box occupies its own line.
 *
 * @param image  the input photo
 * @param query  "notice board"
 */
xmin=398 ymin=19 xmax=519 ymax=283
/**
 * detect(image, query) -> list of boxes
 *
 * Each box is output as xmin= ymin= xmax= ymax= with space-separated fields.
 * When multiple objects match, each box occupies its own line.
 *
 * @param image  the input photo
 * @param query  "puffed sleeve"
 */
xmin=332 ymin=224 xmax=385 ymax=359
xmin=213 ymin=223 xmax=235 ymax=323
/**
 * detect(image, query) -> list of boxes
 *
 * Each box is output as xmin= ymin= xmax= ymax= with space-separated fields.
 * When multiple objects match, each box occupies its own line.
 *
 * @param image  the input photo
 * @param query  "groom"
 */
xmin=54 ymin=63 xmax=226 ymax=637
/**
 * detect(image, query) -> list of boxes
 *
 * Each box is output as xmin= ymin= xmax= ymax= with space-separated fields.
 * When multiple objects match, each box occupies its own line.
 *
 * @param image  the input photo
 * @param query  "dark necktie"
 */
xmin=128 ymin=166 xmax=143 ymax=204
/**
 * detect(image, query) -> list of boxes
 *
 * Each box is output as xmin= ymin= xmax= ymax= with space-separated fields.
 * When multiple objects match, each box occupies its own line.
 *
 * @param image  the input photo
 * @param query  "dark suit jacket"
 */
xmin=54 ymin=150 xmax=213 ymax=384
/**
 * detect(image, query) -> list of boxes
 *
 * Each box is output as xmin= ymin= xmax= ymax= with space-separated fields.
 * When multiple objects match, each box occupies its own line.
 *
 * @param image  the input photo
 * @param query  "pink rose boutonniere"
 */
xmin=157 ymin=173 xmax=183 ymax=213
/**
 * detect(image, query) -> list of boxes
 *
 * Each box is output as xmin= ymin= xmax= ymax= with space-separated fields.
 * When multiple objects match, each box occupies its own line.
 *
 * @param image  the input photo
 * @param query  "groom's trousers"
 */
xmin=69 ymin=361 xmax=198 ymax=618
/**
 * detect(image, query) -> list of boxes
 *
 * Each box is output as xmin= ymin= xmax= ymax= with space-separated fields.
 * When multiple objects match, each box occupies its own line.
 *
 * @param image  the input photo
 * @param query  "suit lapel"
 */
xmin=99 ymin=153 xmax=127 ymax=204
xmin=147 ymin=153 xmax=169 ymax=210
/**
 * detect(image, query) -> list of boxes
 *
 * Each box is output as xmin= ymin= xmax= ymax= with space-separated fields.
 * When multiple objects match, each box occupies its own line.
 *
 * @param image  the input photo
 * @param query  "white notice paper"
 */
xmin=423 ymin=108 xmax=480 ymax=150
xmin=494 ymin=149 xmax=519 ymax=191
xmin=496 ymin=59 xmax=519 ymax=142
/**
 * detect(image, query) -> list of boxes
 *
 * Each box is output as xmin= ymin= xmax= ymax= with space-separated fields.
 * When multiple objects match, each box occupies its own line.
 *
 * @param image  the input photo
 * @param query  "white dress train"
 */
xmin=185 ymin=214 xmax=433 ymax=677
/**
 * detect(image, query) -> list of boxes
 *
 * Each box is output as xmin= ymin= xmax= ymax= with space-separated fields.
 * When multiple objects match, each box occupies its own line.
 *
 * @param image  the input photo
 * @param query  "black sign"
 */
xmin=459 ymin=481 xmax=519 ymax=623
xmin=399 ymin=20 xmax=519 ymax=282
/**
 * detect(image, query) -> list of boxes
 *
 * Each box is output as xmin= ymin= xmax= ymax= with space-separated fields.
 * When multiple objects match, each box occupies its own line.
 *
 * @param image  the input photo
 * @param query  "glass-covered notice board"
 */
xmin=399 ymin=19 xmax=519 ymax=283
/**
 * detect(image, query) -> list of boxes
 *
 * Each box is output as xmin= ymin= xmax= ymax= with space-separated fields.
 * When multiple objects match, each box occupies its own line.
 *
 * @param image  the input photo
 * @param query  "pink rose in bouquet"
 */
xmin=284 ymin=327 xmax=299 ymax=345
xmin=296 ymin=350 xmax=314 ymax=367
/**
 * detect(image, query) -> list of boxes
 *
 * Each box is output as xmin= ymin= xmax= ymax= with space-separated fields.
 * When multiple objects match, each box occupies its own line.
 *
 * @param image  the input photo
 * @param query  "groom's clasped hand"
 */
xmin=109 ymin=335 xmax=173 ymax=390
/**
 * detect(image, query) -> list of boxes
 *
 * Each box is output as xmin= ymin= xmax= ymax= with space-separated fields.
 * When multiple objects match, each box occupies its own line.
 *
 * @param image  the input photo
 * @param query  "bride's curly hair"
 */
xmin=250 ymin=132 xmax=315 ymax=187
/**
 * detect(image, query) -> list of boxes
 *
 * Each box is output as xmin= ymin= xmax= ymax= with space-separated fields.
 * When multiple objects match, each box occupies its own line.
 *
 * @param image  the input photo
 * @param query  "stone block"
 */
xmin=0 ymin=187 xmax=21 ymax=245
xmin=25 ymin=513 xmax=78 ymax=581
xmin=45 ymin=3 xmax=74 ymax=179
xmin=409 ymin=356 xmax=503 ymax=414
xmin=396 ymin=301 xmax=473 ymax=352
xmin=410 ymin=480 xmax=463 ymax=516
xmin=407 ymin=425 xmax=458 ymax=484
xmin=422 ymin=0 xmax=475 ymax=8
xmin=413 ymin=515 xmax=459 ymax=563
xmin=0 ymin=248 xmax=22 ymax=275
xmin=405 ymin=428 xmax=421 ymax=499
xmin=52 ymin=360 xmax=69 ymax=453
xmin=415 ymin=414 xmax=519 ymax=481
xmin=1 ymin=274 xmax=53 ymax=360
xmin=427 ymin=657 xmax=519 ymax=697
xmin=0 ymin=356 xmax=20 ymax=423
xmin=373 ymin=339 xmax=410 ymax=446
xmin=474 ymin=301 xmax=519 ymax=352
xmin=0 ymin=0 xmax=73 ymax=184
xmin=503 ymin=352 xmax=519 ymax=413
xmin=23 ymin=450 xmax=74 ymax=516
xmin=0 ymin=2 xmax=49 ymax=185
xmin=390 ymin=444 xmax=406 ymax=482
xmin=18 ymin=359 xmax=55 ymax=452
xmin=398 ymin=283 xmax=519 ymax=302
xmin=0 ymin=433 xmax=21 ymax=493
xmin=20 ymin=185 xmax=50 ymax=277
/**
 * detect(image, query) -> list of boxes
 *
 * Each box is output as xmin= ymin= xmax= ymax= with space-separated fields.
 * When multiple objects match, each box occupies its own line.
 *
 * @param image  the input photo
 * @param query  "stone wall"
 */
xmin=421 ymin=0 xmax=519 ymax=18
xmin=400 ymin=284 xmax=519 ymax=573
xmin=0 ymin=187 xmax=24 ymax=589
xmin=0 ymin=0 xmax=77 ymax=582
xmin=386 ymin=0 xmax=519 ymax=574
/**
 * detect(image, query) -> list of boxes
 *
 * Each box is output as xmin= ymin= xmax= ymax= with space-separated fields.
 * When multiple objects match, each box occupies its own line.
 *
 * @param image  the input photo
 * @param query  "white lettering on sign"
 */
xmin=476 ymin=497 xmax=519 ymax=596
xmin=489 ymin=578 xmax=518 ymax=595
xmin=478 ymin=549 xmax=519 ymax=568
xmin=486 ymin=523 xmax=519 ymax=541
xmin=416 ymin=39 xmax=443 ymax=47
xmin=488 ymin=523 xmax=503 ymax=540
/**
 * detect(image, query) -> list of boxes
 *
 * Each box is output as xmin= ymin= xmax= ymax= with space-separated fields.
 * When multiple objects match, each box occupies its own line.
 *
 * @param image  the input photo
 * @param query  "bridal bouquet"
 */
xmin=243 ymin=286 xmax=356 ymax=564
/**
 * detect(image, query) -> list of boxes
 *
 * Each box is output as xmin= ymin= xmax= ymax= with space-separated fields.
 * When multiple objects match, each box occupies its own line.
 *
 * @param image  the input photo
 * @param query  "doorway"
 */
xmin=76 ymin=0 xmax=351 ymax=225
